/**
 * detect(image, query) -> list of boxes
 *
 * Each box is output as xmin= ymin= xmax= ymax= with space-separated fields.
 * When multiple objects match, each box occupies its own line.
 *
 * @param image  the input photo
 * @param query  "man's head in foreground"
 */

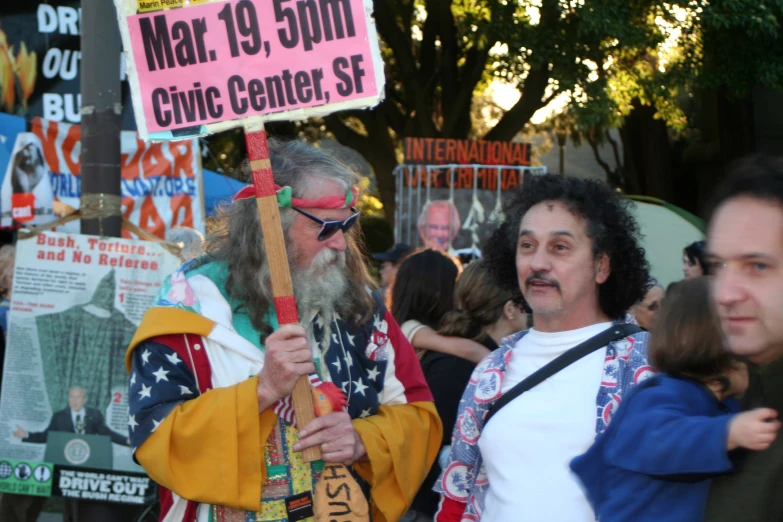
xmin=484 ymin=175 xmax=649 ymax=332
xmin=207 ymin=140 xmax=374 ymax=336
xmin=706 ymin=155 xmax=783 ymax=365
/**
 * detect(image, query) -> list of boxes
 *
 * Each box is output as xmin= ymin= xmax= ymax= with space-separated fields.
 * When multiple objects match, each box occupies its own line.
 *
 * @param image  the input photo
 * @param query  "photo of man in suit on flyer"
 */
xmin=11 ymin=386 xmax=129 ymax=446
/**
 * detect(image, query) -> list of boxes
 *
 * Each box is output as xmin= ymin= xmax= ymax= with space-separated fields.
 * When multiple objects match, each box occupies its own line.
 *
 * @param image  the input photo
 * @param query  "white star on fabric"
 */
xmin=346 ymin=333 xmax=355 ymax=346
xmin=359 ymin=408 xmax=371 ymax=419
xmin=152 ymin=367 xmax=170 ymax=383
xmin=179 ymin=385 xmax=193 ymax=396
xmin=151 ymin=419 xmax=162 ymax=432
xmin=332 ymin=333 xmax=339 ymax=344
xmin=141 ymin=349 xmax=151 ymax=365
xmin=165 ymin=352 xmax=182 ymax=365
xmin=128 ymin=414 xmax=138 ymax=432
xmin=138 ymin=383 xmax=152 ymax=400
xmin=366 ymin=367 xmax=380 ymax=381
xmin=315 ymin=315 xmax=325 ymax=329
xmin=353 ymin=378 xmax=368 ymax=396
xmin=341 ymin=381 xmax=349 ymax=393
xmin=130 ymin=372 xmax=136 ymax=386
xmin=344 ymin=352 xmax=353 ymax=368
xmin=331 ymin=358 xmax=341 ymax=372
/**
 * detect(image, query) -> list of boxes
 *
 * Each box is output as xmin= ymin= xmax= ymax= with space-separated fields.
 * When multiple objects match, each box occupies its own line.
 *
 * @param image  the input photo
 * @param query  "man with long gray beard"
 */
xmin=125 ymin=140 xmax=442 ymax=522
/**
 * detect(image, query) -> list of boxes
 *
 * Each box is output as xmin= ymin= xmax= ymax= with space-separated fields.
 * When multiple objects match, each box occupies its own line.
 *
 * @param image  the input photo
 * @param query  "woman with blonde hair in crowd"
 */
xmin=406 ymin=258 xmax=530 ymax=519
xmin=440 ymin=258 xmax=530 ymax=348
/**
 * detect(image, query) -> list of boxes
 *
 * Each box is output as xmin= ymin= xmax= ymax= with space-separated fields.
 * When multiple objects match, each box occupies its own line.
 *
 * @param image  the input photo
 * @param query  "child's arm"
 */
xmin=410 ymin=326 xmax=491 ymax=363
xmin=605 ymin=384 xmax=737 ymax=477
xmin=728 ymin=408 xmax=780 ymax=451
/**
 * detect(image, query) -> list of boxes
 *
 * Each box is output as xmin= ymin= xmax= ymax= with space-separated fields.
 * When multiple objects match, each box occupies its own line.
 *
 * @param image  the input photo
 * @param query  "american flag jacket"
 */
xmin=125 ymin=257 xmax=441 ymax=522
xmin=433 ymin=316 xmax=653 ymax=521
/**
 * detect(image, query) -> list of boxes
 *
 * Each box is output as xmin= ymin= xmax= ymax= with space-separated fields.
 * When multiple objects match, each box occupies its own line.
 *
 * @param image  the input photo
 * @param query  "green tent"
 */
xmin=628 ymin=196 xmax=705 ymax=288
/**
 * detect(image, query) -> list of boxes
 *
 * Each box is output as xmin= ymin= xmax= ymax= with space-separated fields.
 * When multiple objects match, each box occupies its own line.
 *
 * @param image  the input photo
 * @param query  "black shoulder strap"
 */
xmin=485 ymin=323 xmax=643 ymax=424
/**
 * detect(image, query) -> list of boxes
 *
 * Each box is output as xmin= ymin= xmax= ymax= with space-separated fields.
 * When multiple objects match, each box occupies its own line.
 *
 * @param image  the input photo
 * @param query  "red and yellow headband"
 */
xmin=233 ymin=184 xmax=358 ymax=209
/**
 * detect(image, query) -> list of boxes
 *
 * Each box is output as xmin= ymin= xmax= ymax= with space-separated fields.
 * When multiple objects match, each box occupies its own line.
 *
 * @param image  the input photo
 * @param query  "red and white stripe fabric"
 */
xmin=273 ymin=374 xmax=322 ymax=425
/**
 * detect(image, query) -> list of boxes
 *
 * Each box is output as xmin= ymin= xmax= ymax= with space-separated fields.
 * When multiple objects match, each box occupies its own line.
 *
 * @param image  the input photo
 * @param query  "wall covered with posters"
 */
xmin=0 ymin=2 xmax=136 ymax=128
xmin=0 ymin=116 xmax=205 ymax=238
xmin=0 ymin=232 xmax=179 ymax=502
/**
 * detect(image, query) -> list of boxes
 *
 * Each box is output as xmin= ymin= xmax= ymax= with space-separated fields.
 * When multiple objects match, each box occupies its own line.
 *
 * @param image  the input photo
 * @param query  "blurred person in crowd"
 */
xmin=127 ymin=140 xmax=441 ymax=522
xmin=572 ymin=277 xmax=778 ymax=522
xmin=391 ymin=249 xmax=491 ymax=364
xmin=630 ymin=279 xmax=665 ymax=331
xmin=0 ymin=243 xmax=15 ymax=335
xmin=704 ymin=155 xmax=783 ymax=522
xmin=12 ymin=386 xmax=129 ymax=445
xmin=165 ymin=226 xmax=205 ymax=263
xmin=371 ymin=242 xmax=411 ymax=297
xmin=434 ymin=175 xmax=652 ymax=522
xmin=418 ymin=200 xmax=461 ymax=251
xmin=408 ymin=259 xmax=529 ymax=519
xmin=683 ymin=240 xmax=708 ymax=279
xmin=454 ymin=247 xmax=482 ymax=267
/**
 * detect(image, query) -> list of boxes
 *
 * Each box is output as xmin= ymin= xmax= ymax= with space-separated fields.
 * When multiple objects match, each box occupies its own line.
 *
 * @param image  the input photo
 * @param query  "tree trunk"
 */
xmin=368 ymin=152 xmax=400 ymax=226
xmin=717 ymin=89 xmax=756 ymax=164
xmin=620 ymin=100 xmax=673 ymax=200
xmin=324 ymin=112 xmax=399 ymax=224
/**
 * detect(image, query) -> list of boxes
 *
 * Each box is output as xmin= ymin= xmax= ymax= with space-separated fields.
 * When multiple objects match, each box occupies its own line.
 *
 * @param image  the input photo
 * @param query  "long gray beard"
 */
xmin=290 ymin=248 xmax=349 ymax=353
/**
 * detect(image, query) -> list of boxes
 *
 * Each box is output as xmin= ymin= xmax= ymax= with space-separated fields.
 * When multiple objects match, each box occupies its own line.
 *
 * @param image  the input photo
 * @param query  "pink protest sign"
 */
xmin=116 ymin=0 xmax=384 ymax=140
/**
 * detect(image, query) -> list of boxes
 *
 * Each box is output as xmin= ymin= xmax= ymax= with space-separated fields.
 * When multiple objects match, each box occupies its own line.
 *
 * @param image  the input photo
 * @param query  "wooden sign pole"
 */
xmin=244 ymin=122 xmax=321 ymax=463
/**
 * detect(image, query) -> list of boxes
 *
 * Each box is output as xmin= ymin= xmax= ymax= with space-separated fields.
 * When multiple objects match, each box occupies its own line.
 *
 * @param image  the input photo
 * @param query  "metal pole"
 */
xmin=80 ymin=0 xmax=122 ymax=237
xmin=73 ymin=2 xmax=135 ymax=521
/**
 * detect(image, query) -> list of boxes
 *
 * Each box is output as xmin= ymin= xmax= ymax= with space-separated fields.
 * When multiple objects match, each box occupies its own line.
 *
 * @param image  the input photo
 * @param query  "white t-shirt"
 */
xmin=478 ymin=322 xmax=612 ymax=522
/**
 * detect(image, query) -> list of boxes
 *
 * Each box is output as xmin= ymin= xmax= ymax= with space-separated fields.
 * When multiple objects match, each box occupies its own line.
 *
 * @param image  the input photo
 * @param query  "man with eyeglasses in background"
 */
xmin=126 ymin=140 xmax=441 ymax=522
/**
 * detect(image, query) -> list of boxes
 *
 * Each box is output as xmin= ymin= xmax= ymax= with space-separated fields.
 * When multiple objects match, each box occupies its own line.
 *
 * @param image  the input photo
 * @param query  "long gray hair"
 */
xmin=206 ymin=139 xmax=375 ymax=335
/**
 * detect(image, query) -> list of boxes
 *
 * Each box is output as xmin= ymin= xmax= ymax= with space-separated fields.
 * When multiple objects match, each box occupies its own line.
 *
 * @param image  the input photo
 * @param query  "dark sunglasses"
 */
xmin=292 ymin=207 xmax=360 ymax=241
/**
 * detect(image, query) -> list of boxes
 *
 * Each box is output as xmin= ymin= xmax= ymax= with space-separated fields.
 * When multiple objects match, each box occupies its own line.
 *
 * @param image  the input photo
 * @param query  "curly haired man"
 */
xmin=434 ymin=174 xmax=653 ymax=522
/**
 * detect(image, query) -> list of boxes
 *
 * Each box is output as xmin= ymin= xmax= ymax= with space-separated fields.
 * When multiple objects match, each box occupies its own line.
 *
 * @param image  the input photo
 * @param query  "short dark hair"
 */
xmin=706 ymin=155 xmax=783 ymax=226
xmin=483 ymin=175 xmax=649 ymax=319
xmin=650 ymin=277 xmax=734 ymax=381
xmin=390 ymin=249 xmax=460 ymax=329
xmin=683 ymin=241 xmax=707 ymax=273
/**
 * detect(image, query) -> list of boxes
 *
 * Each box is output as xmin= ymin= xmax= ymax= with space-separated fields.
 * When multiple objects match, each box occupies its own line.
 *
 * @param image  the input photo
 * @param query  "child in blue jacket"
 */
xmin=571 ymin=277 xmax=780 ymax=522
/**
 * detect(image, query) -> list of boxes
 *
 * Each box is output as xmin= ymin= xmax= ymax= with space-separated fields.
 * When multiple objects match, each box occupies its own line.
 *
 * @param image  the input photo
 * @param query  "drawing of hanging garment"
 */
xmin=488 ymin=167 xmax=506 ymax=224
xmin=461 ymin=166 xmax=486 ymax=252
xmin=36 ymin=270 xmax=135 ymax=415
